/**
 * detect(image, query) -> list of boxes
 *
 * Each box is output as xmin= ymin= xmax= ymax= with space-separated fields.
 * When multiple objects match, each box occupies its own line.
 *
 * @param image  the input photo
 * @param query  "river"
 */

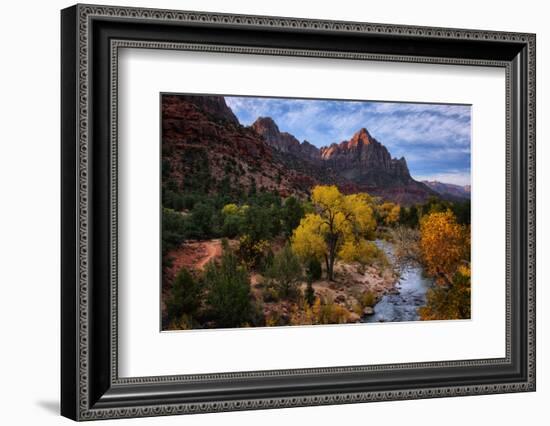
xmin=363 ymin=240 xmax=434 ymax=323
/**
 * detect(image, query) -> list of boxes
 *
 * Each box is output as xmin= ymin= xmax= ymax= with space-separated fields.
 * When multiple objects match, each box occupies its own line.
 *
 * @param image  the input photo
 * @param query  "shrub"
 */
xmin=190 ymin=202 xmax=216 ymax=237
xmin=221 ymin=214 xmax=243 ymax=238
xmin=162 ymin=189 xmax=185 ymax=211
xmin=289 ymin=296 xmax=351 ymax=325
xmin=165 ymin=268 xmax=202 ymax=322
xmin=312 ymin=297 xmax=349 ymax=324
xmin=237 ymin=234 xmax=270 ymax=269
xmin=265 ymin=311 xmax=283 ymax=327
xmin=162 ymin=208 xmax=187 ymax=255
xmin=249 ymin=300 xmax=266 ymax=327
xmin=419 ymin=265 xmax=471 ymax=320
xmin=220 ymin=203 xmax=247 ymax=238
xmin=338 ymin=240 xmax=387 ymax=266
xmin=221 ymin=203 xmax=240 ymax=216
xmin=390 ymin=226 xmax=421 ymax=265
xmin=204 ymin=246 xmax=252 ymax=328
xmin=289 ymin=300 xmax=315 ymax=325
xmin=360 ymin=290 xmax=376 ymax=308
xmin=262 ymin=286 xmax=280 ymax=303
xmin=398 ymin=205 xmax=419 ymax=228
xmin=259 ymin=248 xmax=275 ymax=274
xmin=264 ymin=245 xmax=303 ymax=300
xmin=166 ymin=313 xmax=194 ymax=331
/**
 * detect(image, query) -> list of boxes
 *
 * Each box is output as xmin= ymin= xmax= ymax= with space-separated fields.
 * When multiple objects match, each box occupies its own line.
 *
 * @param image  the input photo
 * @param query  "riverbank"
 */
xmin=363 ymin=240 xmax=433 ymax=323
xmin=260 ymin=251 xmax=400 ymax=325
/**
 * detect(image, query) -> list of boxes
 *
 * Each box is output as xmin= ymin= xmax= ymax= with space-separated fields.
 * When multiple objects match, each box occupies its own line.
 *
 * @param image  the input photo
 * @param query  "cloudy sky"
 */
xmin=225 ymin=96 xmax=471 ymax=186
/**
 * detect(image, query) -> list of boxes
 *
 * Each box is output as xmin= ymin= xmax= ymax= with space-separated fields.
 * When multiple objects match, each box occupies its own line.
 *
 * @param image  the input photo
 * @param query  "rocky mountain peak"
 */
xmin=349 ymin=127 xmax=375 ymax=147
xmin=318 ymin=128 xmax=415 ymax=188
xmin=252 ymin=117 xmax=321 ymax=160
xmin=252 ymin=116 xmax=279 ymax=133
xmin=177 ymin=95 xmax=239 ymax=125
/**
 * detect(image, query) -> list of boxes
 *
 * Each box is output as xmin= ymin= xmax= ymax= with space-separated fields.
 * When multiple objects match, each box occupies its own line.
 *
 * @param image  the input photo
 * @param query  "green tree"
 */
xmin=162 ymin=208 xmax=187 ymax=255
xmin=451 ymin=200 xmax=471 ymax=225
xmin=265 ymin=245 xmax=303 ymax=299
xmin=281 ymin=196 xmax=305 ymax=236
xmin=166 ymin=268 xmax=202 ymax=322
xmin=205 ymin=244 xmax=252 ymax=328
xmin=305 ymin=275 xmax=315 ymax=306
xmin=190 ymin=202 xmax=216 ymax=238
xmin=221 ymin=214 xmax=243 ymax=238
xmin=242 ymin=204 xmax=275 ymax=242
xmin=419 ymin=196 xmax=450 ymax=219
xmin=221 ymin=203 xmax=246 ymax=238
xmin=403 ymin=205 xmax=419 ymax=228
xmin=180 ymin=146 xmax=211 ymax=193
xmin=306 ymin=257 xmax=322 ymax=281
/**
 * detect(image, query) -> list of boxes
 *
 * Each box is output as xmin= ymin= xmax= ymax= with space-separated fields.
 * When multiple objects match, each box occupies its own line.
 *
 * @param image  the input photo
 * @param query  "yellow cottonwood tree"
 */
xmin=419 ymin=210 xmax=469 ymax=285
xmin=291 ymin=185 xmax=376 ymax=280
xmin=378 ymin=202 xmax=401 ymax=226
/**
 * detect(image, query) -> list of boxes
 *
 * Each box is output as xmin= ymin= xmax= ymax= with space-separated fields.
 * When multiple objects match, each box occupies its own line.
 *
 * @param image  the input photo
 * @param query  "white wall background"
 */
xmin=0 ymin=0 xmax=546 ymax=424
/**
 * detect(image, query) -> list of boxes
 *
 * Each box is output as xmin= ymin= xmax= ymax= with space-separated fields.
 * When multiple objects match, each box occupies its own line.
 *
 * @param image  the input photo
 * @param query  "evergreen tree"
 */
xmin=166 ymin=268 xmax=202 ymax=321
xmin=205 ymin=244 xmax=252 ymax=327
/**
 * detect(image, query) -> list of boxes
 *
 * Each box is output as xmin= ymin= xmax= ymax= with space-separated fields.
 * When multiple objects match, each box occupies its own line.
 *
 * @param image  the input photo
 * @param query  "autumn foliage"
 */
xmin=419 ymin=211 xmax=469 ymax=285
xmin=419 ymin=210 xmax=471 ymax=320
xmin=377 ymin=202 xmax=401 ymax=226
xmin=291 ymin=185 xmax=376 ymax=280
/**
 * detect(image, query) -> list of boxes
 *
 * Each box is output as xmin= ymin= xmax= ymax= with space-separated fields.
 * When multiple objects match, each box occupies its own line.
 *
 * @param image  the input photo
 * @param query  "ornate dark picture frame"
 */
xmin=61 ymin=4 xmax=536 ymax=421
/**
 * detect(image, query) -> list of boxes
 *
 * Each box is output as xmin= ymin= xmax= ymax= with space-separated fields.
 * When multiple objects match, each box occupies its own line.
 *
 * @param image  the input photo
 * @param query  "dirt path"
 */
xmin=196 ymin=240 xmax=223 ymax=269
xmin=166 ymin=239 xmax=223 ymax=282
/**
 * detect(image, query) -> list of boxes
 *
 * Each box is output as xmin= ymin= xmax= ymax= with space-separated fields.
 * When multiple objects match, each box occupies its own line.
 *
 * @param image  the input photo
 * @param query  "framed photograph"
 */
xmin=61 ymin=4 xmax=536 ymax=421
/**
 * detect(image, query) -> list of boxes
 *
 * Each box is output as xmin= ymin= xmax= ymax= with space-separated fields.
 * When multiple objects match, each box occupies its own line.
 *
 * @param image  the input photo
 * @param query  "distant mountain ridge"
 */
xmin=422 ymin=180 xmax=471 ymax=200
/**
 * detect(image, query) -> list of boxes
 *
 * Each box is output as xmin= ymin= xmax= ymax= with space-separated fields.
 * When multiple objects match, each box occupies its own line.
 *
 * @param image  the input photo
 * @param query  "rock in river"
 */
xmin=363 ymin=306 xmax=374 ymax=315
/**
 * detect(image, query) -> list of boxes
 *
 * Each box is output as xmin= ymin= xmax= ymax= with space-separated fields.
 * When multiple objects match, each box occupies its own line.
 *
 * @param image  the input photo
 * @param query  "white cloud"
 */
xmin=413 ymin=171 xmax=471 ymax=186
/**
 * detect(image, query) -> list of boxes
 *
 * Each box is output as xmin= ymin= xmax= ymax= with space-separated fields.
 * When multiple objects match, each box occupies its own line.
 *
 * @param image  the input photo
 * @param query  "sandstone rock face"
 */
xmin=252 ymin=119 xmax=435 ymax=204
xmin=320 ymin=128 xmax=413 ymax=187
xmin=252 ymin=117 xmax=321 ymax=160
xmin=180 ymin=94 xmax=240 ymax=125
xmin=161 ymin=95 xmax=315 ymax=197
xmin=299 ymin=140 xmax=322 ymax=162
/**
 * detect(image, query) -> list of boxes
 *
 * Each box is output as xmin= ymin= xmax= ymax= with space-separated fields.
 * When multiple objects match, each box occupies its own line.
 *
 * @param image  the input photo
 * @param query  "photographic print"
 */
xmin=161 ymin=94 xmax=471 ymax=331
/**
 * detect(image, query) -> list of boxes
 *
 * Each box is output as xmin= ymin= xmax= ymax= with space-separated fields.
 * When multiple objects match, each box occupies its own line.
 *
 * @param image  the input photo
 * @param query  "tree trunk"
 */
xmin=327 ymin=236 xmax=337 ymax=281
xmin=328 ymin=253 xmax=335 ymax=281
